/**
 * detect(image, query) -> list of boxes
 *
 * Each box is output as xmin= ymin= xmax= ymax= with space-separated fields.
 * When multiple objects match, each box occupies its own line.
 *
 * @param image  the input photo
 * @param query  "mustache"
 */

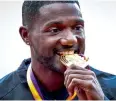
xmin=53 ymin=45 xmax=79 ymax=54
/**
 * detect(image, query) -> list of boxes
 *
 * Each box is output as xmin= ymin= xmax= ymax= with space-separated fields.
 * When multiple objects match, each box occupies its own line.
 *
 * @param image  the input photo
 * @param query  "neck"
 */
xmin=31 ymin=59 xmax=65 ymax=92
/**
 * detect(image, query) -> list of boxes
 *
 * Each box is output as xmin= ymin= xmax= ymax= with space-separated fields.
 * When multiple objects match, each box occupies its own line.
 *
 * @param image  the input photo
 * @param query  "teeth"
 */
xmin=59 ymin=51 xmax=74 ymax=55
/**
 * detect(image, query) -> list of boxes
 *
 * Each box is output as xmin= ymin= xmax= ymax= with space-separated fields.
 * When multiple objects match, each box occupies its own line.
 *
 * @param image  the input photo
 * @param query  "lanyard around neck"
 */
xmin=27 ymin=64 xmax=77 ymax=100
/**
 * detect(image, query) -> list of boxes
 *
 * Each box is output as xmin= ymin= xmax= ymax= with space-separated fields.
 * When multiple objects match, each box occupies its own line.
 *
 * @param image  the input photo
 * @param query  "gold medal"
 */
xmin=60 ymin=54 xmax=89 ymax=68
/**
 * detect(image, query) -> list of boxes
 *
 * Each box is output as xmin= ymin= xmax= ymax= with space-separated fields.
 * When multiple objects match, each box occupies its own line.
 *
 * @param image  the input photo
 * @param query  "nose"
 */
xmin=59 ymin=30 xmax=77 ymax=46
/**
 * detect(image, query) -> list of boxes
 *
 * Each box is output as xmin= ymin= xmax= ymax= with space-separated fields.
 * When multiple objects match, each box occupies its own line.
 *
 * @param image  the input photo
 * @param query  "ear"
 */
xmin=19 ymin=26 xmax=30 ymax=45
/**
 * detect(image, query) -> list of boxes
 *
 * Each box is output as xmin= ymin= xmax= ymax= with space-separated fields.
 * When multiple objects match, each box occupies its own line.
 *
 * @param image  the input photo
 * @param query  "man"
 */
xmin=0 ymin=0 xmax=116 ymax=100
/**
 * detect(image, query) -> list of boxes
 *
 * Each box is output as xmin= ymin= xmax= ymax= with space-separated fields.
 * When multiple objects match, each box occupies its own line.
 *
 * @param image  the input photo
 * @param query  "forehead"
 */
xmin=34 ymin=3 xmax=83 ymax=27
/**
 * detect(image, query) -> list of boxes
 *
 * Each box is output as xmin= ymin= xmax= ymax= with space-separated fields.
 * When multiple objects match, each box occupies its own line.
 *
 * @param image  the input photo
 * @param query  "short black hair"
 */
xmin=22 ymin=0 xmax=80 ymax=28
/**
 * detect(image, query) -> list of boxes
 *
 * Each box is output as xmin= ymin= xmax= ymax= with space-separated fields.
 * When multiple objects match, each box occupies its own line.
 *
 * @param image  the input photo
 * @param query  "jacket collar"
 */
xmin=16 ymin=58 xmax=31 ymax=83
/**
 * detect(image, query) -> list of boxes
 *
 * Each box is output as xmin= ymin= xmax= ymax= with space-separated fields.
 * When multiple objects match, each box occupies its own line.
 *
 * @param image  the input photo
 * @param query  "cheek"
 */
xmin=39 ymin=37 xmax=58 ymax=56
xmin=29 ymin=34 xmax=43 ymax=54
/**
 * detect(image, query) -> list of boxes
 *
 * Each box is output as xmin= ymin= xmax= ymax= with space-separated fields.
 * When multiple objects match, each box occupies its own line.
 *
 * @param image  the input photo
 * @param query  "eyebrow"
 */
xmin=44 ymin=21 xmax=63 ymax=27
xmin=43 ymin=18 xmax=84 ymax=27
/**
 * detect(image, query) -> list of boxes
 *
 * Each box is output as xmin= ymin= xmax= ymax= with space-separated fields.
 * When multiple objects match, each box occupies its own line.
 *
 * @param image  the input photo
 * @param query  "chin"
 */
xmin=50 ymin=63 xmax=66 ymax=74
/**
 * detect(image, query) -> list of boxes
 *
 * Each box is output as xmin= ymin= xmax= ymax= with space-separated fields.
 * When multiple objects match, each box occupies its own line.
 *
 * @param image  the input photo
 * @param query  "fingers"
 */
xmin=64 ymin=69 xmax=96 ymax=77
xmin=66 ymin=64 xmax=90 ymax=71
xmin=67 ymin=64 xmax=86 ymax=70
xmin=74 ymin=87 xmax=88 ymax=100
xmin=64 ymin=64 xmax=98 ymax=96
xmin=64 ymin=74 xmax=95 ymax=89
xmin=67 ymin=78 xmax=93 ymax=94
xmin=64 ymin=65 xmax=96 ymax=88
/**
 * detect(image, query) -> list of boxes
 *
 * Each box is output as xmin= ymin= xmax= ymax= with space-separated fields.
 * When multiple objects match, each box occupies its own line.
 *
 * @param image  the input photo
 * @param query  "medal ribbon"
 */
xmin=27 ymin=64 xmax=77 ymax=100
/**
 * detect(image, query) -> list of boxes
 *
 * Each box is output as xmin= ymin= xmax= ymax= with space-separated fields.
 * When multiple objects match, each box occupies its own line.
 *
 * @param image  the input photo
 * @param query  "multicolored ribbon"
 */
xmin=27 ymin=64 xmax=77 ymax=100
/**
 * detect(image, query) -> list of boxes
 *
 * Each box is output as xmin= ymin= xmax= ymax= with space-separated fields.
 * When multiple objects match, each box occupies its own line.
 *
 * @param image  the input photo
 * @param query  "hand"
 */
xmin=64 ymin=65 xmax=105 ymax=100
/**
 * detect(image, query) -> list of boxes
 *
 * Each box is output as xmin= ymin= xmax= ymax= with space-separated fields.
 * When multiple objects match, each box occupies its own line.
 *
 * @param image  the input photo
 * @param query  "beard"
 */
xmin=36 ymin=54 xmax=64 ymax=74
xmin=31 ymin=43 xmax=64 ymax=74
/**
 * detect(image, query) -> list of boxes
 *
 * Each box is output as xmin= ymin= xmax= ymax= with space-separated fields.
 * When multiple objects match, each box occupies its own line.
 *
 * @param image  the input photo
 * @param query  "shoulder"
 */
xmin=90 ymin=66 xmax=116 ymax=100
xmin=0 ymin=70 xmax=21 ymax=99
xmin=0 ymin=58 xmax=33 ymax=100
